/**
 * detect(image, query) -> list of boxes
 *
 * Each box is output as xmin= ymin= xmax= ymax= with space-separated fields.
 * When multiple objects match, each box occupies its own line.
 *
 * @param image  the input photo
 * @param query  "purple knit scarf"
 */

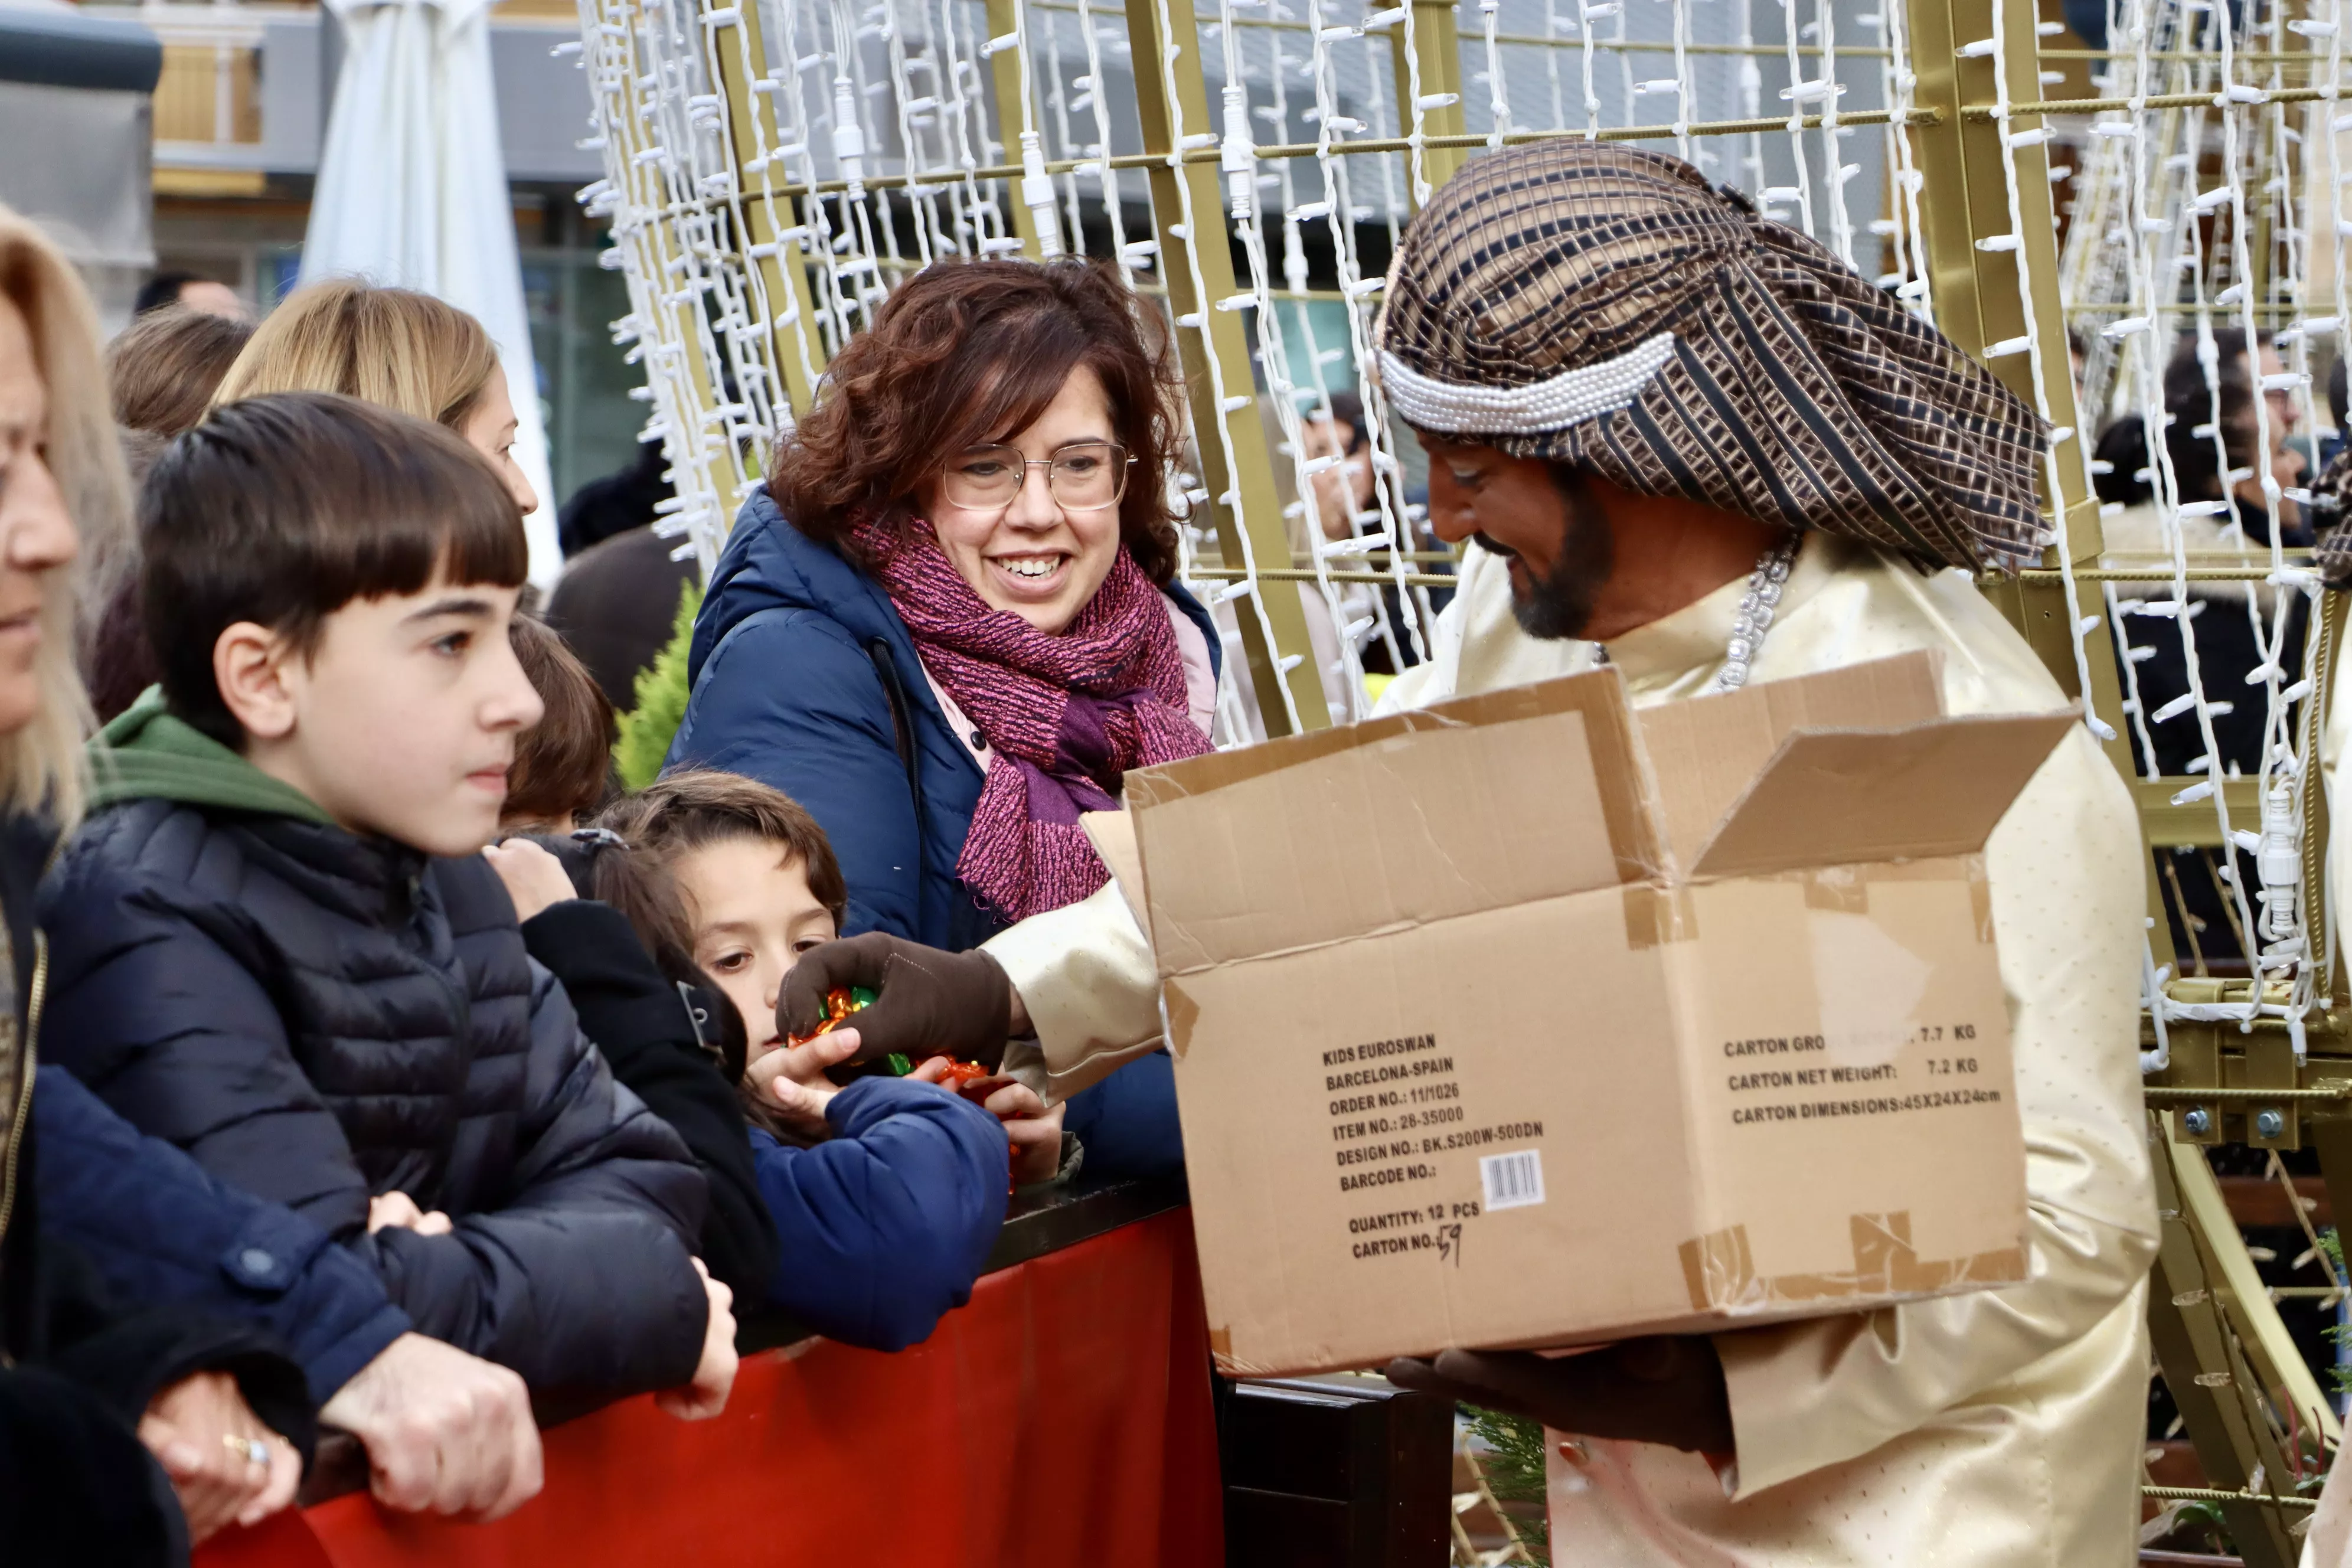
xmin=857 ymin=518 xmax=1211 ymax=923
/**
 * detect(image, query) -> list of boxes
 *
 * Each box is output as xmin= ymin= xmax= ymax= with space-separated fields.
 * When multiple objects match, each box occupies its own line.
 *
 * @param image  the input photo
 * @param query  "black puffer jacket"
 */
xmin=40 ymin=795 xmax=710 ymax=1399
xmin=518 ymin=897 xmax=778 ymax=1312
xmin=4 ymin=812 xmax=312 ymax=1568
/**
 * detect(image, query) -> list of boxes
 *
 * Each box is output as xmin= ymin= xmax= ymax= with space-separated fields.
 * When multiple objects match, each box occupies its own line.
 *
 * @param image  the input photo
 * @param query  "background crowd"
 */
xmin=2080 ymin=324 xmax=2331 ymax=971
xmin=0 ymin=204 xmax=1195 ymax=1561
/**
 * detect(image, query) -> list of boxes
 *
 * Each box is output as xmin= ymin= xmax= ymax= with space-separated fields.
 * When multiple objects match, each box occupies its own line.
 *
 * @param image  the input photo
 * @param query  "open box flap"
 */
xmin=1635 ymin=652 xmax=1946 ymax=871
xmin=1132 ymin=672 xmax=1658 ymax=975
xmin=1131 ymin=665 xmax=1657 ymax=880
xmin=1687 ymin=710 xmax=2077 ymax=880
xmin=1081 ymin=811 xmax=1146 ymax=916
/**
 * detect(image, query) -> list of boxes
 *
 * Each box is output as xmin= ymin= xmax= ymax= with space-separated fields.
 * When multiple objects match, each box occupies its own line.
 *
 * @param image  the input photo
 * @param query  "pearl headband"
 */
xmin=1376 ymin=330 xmax=1677 ymax=437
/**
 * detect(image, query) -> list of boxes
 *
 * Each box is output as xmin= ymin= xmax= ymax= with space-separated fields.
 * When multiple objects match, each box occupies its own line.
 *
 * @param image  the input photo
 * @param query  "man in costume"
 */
xmin=788 ymin=142 xmax=2157 ymax=1563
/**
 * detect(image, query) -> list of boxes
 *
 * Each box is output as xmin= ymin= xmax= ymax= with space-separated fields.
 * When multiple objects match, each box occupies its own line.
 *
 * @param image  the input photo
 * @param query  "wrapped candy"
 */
xmin=789 ymin=986 xmax=992 ymax=1086
xmin=789 ymin=985 xmax=911 ymax=1074
xmin=790 ymin=985 xmax=877 ymax=1043
xmin=935 ymin=1058 xmax=997 ymax=1105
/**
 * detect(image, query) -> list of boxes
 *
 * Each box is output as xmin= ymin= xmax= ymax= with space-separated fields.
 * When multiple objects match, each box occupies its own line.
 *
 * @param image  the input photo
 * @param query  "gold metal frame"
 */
xmin=1902 ymin=0 xmax=2347 ymax=1552
xmin=1124 ymin=0 xmax=1332 ymax=730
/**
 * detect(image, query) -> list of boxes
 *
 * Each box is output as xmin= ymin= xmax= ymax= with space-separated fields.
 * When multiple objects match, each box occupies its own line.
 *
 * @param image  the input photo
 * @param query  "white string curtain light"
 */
xmin=2053 ymin=0 xmax=2347 ymax=1053
xmin=576 ymin=0 xmax=1926 ymax=735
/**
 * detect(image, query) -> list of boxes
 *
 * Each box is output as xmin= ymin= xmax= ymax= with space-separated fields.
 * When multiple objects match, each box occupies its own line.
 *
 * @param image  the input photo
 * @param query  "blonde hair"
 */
xmin=0 ymin=206 xmax=117 ymax=825
xmin=212 ymin=279 xmax=498 ymax=430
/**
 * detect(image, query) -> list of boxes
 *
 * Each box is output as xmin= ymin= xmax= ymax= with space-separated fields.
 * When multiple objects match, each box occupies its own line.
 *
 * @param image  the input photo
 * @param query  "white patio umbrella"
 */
xmin=303 ymin=0 xmax=561 ymax=587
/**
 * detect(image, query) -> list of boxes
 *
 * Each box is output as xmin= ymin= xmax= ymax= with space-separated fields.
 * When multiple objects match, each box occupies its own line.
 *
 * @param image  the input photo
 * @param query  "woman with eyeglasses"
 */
xmin=665 ymin=258 xmax=1216 ymax=1181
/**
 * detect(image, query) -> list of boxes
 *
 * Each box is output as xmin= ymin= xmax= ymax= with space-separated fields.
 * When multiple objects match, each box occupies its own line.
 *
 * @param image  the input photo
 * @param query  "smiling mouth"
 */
xmin=988 ymin=553 xmax=1069 ymax=589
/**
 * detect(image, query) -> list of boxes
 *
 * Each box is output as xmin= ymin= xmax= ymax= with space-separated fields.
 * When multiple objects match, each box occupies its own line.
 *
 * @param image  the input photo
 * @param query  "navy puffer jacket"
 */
xmin=667 ymin=490 xmax=1206 ymax=1180
xmin=40 ymin=802 xmax=711 ymax=1397
xmin=666 ymin=486 xmax=1220 ymax=948
xmin=36 ymin=1069 xmax=409 ymax=1410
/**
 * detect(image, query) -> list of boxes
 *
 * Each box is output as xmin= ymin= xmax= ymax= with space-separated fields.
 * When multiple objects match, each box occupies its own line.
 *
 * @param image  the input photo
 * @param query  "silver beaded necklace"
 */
xmin=1590 ymin=533 xmax=1800 ymax=695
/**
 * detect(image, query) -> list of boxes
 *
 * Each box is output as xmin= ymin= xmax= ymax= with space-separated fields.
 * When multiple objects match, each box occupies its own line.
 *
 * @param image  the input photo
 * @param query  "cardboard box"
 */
xmin=1127 ymin=651 xmax=2071 ymax=1378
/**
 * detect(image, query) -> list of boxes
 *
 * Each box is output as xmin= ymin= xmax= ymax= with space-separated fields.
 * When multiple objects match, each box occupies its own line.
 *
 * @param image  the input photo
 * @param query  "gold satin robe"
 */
xmin=987 ymin=535 xmax=2158 ymax=1565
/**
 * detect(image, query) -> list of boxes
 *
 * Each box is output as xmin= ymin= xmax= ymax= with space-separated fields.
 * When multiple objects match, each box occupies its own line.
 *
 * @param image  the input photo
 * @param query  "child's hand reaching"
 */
xmin=368 ymin=1191 xmax=454 ymax=1236
xmin=988 ymin=1083 xmax=1066 ymax=1187
xmin=744 ymin=1027 xmax=863 ymax=1136
xmin=655 ymin=1259 xmax=737 ymax=1423
xmin=482 ymin=839 xmax=579 ymax=923
xmin=910 ymin=1060 xmax=1065 ymax=1186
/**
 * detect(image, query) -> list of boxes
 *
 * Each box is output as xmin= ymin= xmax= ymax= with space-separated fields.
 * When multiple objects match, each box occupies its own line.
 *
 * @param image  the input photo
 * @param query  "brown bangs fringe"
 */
xmin=142 ymin=391 xmax=527 ymax=746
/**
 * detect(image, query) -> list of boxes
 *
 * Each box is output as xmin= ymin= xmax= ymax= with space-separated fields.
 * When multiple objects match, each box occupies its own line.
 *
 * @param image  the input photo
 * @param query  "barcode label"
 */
xmin=1480 ymin=1149 xmax=1546 ymax=1211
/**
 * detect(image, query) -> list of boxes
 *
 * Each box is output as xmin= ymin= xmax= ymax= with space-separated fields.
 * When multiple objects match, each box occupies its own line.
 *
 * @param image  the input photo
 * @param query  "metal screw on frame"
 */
xmin=2255 ymin=1109 xmax=2286 ymax=1140
xmin=2183 ymin=1108 xmax=2213 ymax=1136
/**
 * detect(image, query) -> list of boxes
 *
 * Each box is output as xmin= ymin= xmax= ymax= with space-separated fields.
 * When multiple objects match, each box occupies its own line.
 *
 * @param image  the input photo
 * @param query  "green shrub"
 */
xmin=612 ymin=578 xmax=702 ymax=791
xmin=1462 ymin=1404 xmax=1550 ymax=1566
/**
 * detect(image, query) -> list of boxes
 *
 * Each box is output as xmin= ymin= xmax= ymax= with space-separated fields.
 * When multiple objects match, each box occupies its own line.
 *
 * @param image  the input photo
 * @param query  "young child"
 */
xmin=597 ymin=771 xmax=1057 ymax=1349
xmin=500 ymin=613 xmax=614 ymax=831
xmin=488 ymin=824 xmax=782 ymax=1315
xmin=484 ymin=613 xmax=775 ymax=1311
xmin=40 ymin=392 xmax=734 ymax=1416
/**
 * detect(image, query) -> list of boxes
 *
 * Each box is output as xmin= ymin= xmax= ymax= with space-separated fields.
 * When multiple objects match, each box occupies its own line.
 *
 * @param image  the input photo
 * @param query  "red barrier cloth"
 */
xmin=197 ymin=1209 xmax=1220 ymax=1568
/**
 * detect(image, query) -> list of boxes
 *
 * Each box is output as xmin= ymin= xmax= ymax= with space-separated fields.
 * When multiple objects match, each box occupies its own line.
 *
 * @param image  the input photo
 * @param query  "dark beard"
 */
xmin=1475 ymin=465 xmax=1614 ymax=641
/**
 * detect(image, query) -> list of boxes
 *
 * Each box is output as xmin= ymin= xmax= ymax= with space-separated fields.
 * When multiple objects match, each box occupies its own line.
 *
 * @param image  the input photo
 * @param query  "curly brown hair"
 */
xmin=766 ymin=257 xmax=1185 ymax=583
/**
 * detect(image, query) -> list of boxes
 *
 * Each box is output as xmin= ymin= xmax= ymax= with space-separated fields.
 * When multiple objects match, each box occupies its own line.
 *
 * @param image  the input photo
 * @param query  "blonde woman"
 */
xmin=213 ymin=279 xmax=539 ymax=516
xmin=0 ymin=210 xmax=543 ymax=1556
xmin=95 ymin=283 xmax=538 ymax=723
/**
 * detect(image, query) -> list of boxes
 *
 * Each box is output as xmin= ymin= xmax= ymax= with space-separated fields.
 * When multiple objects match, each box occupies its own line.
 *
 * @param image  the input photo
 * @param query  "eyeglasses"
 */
xmin=939 ymin=442 xmax=1132 ymax=512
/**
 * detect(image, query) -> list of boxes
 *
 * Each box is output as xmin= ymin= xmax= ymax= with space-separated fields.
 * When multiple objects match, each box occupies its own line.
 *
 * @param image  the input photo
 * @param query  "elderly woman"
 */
xmin=87 ymin=280 xmax=541 ymax=729
xmin=666 ymin=258 xmax=1216 ymax=1176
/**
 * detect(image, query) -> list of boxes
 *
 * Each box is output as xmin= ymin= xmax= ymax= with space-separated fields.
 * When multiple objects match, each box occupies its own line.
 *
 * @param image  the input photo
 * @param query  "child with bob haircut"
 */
xmin=593 ymin=770 xmax=1050 ymax=1350
xmin=501 ymin=612 xmax=616 ymax=831
xmin=41 ymin=391 xmax=735 ymax=1416
xmin=485 ymin=615 xmax=777 ymax=1309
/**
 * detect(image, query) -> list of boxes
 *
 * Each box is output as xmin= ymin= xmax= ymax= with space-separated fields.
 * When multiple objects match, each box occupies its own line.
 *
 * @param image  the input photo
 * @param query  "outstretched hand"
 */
xmin=908 ymin=1059 xmax=1064 ymax=1184
xmin=483 ymin=839 xmax=580 ymax=924
xmin=745 ymin=1029 xmax=861 ymax=1135
xmin=1384 ymin=1338 xmax=1732 ymax=1454
xmin=776 ymin=932 xmax=1015 ymax=1070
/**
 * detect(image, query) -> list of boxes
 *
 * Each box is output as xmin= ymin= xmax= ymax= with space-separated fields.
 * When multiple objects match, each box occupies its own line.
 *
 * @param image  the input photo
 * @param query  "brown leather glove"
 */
xmin=777 ymin=932 xmax=1015 ymax=1071
xmin=1383 ymin=1338 xmax=1732 ymax=1453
